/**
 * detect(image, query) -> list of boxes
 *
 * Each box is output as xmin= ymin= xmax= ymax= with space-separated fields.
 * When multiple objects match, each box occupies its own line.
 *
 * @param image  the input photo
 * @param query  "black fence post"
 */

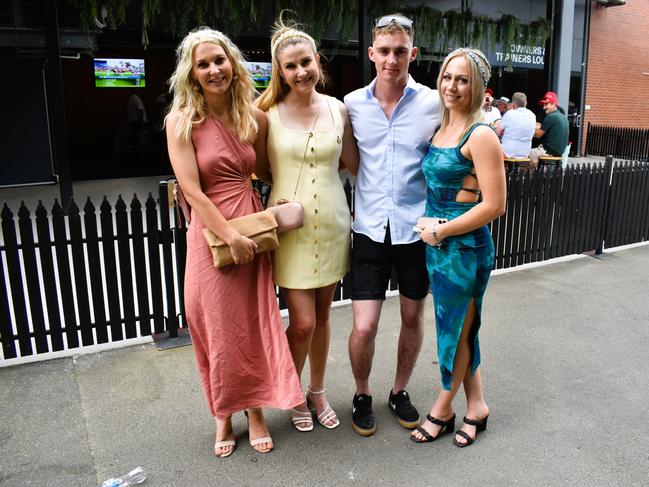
xmin=596 ymin=155 xmax=614 ymax=254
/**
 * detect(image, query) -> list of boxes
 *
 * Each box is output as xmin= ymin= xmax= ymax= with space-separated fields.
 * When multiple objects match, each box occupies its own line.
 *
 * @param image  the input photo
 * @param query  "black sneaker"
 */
xmin=352 ymin=393 xmax=376 ymax=436
xmin=388 ymin=389 xmax=420 ymax=429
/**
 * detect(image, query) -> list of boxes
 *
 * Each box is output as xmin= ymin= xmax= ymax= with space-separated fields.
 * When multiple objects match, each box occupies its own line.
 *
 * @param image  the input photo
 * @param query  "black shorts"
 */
xmin=350 ymin=229 xmax=429 ymax=301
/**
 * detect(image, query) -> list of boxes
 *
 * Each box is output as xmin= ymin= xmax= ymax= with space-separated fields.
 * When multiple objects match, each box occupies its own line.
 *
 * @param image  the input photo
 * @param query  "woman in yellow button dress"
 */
xmin=256 ymin=19 xmax=358 ymax=432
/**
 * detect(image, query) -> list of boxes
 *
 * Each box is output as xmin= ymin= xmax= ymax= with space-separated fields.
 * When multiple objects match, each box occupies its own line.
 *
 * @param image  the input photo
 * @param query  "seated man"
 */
xmin=493 ymin=96 xmax=510 ymax=116
xmin=495 ymin=92 xmax=536 ymax=158
xmin=482 ymin=88 xmax=501 ymax=125
xmin=530 ymin=91 xmax=569 ymax=169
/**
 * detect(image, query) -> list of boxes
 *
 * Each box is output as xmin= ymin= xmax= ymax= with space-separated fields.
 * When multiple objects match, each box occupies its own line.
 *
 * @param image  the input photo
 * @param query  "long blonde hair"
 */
xmin=255 ymin=19 xmax=327 ymax=112
xmin=165 ymin=27 xmax=258 ymax=143
xmin=436 ymin=47 xmax=491 ymax=136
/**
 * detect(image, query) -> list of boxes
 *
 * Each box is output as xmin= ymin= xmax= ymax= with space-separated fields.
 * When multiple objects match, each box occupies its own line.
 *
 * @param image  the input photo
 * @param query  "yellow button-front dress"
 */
xmin=267 ymin=95 xmax=351 ymax=289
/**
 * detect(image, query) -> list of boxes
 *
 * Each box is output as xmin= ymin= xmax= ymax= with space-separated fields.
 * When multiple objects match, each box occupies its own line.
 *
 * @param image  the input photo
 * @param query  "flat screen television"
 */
xmin=244 ymin=62 xmax=272 ymax=90
xmin=94 ymin=58 xmax=146 ymax=88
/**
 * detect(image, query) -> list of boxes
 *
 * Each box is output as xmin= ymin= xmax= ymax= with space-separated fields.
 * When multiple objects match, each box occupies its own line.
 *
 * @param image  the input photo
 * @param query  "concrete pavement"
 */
xmin=1 ymin=245 xmax=649 ymax=486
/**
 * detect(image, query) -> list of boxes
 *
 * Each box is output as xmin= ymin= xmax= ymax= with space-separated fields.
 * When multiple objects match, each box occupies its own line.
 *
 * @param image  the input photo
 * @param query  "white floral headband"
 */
xmin=271 ymin=29 xmax=317 ymax=59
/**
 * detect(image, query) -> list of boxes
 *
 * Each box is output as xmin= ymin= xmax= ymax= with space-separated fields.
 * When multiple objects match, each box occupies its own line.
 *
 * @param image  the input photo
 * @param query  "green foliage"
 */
xmin=499 ymin=14 xmax=521 ymax=53
xmin=526 ymin=17 xmax=552 ymax=47
xmin=66 ymin=0 xmax=552 ymax=55
xmin=68 ymin=0 xmax=128 ymax=29
xmin=368 ymin=1 xmax=551 ymax=62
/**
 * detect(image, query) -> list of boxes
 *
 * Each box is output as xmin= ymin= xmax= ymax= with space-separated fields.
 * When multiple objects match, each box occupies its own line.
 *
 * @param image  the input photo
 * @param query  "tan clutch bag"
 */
xmin=202 ymin=210 xmax=279 ymax=268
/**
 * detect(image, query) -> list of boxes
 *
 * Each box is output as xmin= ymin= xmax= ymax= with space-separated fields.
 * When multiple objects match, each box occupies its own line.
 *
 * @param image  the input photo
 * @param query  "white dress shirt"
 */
xmin=344 ymin=76 xmax=441 ymax=244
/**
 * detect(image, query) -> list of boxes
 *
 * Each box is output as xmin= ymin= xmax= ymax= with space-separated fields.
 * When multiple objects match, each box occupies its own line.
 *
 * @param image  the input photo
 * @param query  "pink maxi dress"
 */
xmin=185 ymin=116 xmax=303 ymax=419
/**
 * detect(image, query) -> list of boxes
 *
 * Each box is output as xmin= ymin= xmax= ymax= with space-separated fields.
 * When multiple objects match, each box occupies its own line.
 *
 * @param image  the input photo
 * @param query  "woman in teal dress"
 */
xmin=410 ymin=48 xmax=506 ymax=447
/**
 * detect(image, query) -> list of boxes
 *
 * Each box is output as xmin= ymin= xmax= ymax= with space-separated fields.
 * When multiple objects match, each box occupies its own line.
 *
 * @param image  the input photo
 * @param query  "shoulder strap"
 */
xmin=458 ymin=122 xmax=493 ymax=149
xmin=267 ymin=104 xmax=280 ymax=124
xmin=324 ymin=95 xmax=343 ymax=130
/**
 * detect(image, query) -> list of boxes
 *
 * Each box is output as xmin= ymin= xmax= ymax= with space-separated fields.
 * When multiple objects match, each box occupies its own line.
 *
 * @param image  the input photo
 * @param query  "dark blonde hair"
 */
xmin=165 ymin=27 xmax=257 ymax=143
xmin=255 ymin=18 xmax=327 ymax=112
xmin=436 ymin=47 xmax=492 ymax=135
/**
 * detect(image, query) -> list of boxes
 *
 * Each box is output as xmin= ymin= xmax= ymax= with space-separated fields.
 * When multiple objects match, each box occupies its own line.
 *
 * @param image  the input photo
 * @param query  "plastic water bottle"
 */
xmin=99 ymin=466 xmax=146 ymax=487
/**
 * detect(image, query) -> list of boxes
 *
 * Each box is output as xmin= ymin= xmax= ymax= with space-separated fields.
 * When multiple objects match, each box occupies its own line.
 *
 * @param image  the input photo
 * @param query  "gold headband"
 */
xmin=271 ymin=29 xmax=317 ymax=59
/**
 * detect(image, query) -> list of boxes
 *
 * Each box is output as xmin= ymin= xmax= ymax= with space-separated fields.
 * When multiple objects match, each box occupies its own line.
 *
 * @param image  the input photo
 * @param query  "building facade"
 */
xmin=581 ymin=0 xmax=649 ymax=153
xmin=0 ymin=0 xmax=636 ymax=191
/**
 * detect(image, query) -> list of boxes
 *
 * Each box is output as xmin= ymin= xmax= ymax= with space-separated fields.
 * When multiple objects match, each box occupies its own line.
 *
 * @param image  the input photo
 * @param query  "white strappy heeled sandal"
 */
xmin=306 ymin=386 xmax=340 ymax=429
xmin=290 ymin=404 xmax=314 ymax=432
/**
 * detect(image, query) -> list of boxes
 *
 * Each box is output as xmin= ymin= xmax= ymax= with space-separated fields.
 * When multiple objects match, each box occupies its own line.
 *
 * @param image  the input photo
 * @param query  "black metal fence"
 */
xmin=586 ymin=124 xmax=649 ymax=160
xmin=0 ymin=186 xmax=185 ymax=360
xmin=2 ymin=158 xmax=649 ymax=361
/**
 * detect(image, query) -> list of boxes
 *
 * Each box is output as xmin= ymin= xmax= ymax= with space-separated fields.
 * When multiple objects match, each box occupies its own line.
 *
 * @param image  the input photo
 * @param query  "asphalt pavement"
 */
xmin=1 ymin=245 xmax=648 ymax=487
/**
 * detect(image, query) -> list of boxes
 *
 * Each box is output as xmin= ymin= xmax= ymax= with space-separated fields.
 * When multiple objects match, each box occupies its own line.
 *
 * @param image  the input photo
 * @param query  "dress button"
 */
xmin=313 ymin=224 xmax=318 ymax=229
xmin=314 ymin=240 xmax=318 ymax=244
xmin=314 ymin=209 xmax=318 ymax=214
xmin=315 ymin=254 xmax=319 ymax=258
xmin=313 ymin=269 xmax=317 ymax=274
xmin=313 ymin=194 xmax=317 ymax=199
xmin=310 ymin=163 xmax=315 ymax=168
xmin=310 ymin=147 xmax=315 ymax=152
xmin=312 ymin=178 xmax=316 ymax=183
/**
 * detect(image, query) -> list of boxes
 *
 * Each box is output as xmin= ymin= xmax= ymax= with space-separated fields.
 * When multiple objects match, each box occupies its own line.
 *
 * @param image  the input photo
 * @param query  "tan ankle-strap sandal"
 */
xmin=214 ymin=439 xmax=236 ymax=458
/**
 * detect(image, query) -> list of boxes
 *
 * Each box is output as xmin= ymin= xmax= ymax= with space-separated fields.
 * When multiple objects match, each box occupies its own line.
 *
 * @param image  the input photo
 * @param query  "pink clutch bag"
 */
xmin=267 ymin=201 xmax=305 ymax=234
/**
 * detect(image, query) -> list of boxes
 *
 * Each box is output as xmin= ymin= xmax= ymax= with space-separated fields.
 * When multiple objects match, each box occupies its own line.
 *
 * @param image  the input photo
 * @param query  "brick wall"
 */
xmin=582 ymin=0 xmax=649 ymax=153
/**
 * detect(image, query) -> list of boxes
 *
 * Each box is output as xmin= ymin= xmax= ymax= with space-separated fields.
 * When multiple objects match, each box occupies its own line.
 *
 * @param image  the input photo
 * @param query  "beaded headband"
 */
xmin=271 ymin=29 xmax=317 ymax=59
xmin=460 ymin=48 xmax=490 ymax=89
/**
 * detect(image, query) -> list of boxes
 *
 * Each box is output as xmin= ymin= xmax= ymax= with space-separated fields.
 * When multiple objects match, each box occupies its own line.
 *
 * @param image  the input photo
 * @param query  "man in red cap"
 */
xmin=482 ymin=88 xmax=501 ymax=124
xmin=530 ymin=91 xmax=569 ymax=169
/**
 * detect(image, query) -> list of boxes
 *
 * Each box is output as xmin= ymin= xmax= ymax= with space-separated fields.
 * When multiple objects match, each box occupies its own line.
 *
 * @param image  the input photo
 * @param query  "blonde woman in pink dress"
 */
xmin=165 ymin=27 xmax=303 ymax=458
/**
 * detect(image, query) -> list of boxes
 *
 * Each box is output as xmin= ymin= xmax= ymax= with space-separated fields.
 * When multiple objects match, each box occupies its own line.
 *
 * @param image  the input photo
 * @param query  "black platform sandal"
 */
xmin=453 ymin=415 xmax=488 ymax=448
xmin=410 ymin=413 xmax=456 ymax=443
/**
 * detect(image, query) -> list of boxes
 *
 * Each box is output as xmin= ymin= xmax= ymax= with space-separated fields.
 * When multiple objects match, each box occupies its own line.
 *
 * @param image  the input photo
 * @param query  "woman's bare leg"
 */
xmin=246 ymin=408 xmax=273 ymax=453
xmin=214 ymin=416 xmax=234 ymax=456
xmin=306 ymin=283 xmax=338 ymax=427
xmin=411 ymin=300 xmax=477 ymax=440
xmin=454 ymin=366 xmax=489 ymax=445
xmin=283 ymin=288 xmax=317 ymax=428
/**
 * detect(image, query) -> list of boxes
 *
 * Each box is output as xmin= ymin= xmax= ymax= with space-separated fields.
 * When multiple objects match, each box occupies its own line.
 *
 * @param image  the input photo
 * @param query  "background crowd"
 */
xmin=483 ymin=87 xmax=570 ymax=172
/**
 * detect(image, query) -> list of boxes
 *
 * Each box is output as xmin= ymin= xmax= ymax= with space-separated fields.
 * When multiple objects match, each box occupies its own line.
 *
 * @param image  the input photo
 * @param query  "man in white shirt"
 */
xmin=344 ymin=14 xmax=441 ymax=437
xmin=482 ymin=89 xmax=501 ymax=125
xmin=496 ymin=92 xmax=536 ymax=158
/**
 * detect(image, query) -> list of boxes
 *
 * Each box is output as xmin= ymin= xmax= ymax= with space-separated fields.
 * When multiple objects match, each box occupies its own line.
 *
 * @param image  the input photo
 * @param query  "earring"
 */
xmin=232 ymin=74 xmax=238 ymax=80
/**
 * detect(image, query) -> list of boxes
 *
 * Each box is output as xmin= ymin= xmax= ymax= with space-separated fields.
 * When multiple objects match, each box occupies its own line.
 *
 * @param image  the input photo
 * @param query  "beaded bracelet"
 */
xmin=431 ymin=228 xmax=444 ymax=249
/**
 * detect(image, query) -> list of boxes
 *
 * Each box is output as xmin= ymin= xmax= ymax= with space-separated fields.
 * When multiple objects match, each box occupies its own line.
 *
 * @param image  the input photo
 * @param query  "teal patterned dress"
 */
xmin=421 ymin=123 xmax=495 ymax=391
